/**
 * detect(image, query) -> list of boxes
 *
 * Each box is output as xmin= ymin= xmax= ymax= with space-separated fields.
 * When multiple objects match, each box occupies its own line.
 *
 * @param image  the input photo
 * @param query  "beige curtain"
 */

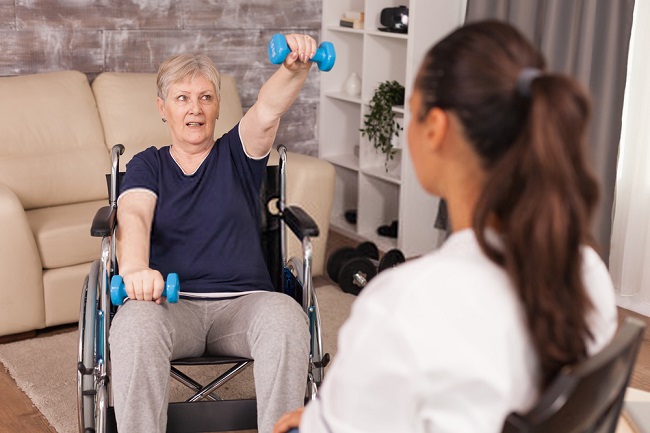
xmin=465 ymin=0 xmax=635 ymax=262
xmin=609 ymin=0 xmax=650 ymax=317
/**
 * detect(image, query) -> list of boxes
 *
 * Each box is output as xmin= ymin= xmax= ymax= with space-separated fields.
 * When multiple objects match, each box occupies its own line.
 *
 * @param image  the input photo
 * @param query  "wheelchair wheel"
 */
xmin=77 ymin=260 xmax=108 ymax=433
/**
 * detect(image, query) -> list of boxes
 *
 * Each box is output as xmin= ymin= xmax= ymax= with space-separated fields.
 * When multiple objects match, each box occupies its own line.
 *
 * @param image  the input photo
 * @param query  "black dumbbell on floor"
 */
xmin=327 ymin=242 xmax=405 ymax=295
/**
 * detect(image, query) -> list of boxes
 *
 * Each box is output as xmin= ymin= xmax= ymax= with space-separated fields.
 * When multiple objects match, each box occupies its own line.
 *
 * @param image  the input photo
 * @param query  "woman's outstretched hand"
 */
xmin=282 ymin=34 xmax=317 ymax=73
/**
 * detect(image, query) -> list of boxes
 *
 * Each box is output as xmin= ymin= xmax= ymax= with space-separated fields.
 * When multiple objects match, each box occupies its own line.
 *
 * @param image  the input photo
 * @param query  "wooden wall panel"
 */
xmin=16 ymin=0 xmax=182 ymax=29
xmin=0 ymin=1 xmax=323 ymax=155
xmin=183 ymin=0 xmax=321 ymax=30
xmin=103 ymin=29 xmax=320 ymax=104
xmin=0 ymin=0 xmax=15 ymax=30
xmin=0 ymin=30 xmax=103 ymax=75
xmin=280 ymin=102 xmax=319 ymax=155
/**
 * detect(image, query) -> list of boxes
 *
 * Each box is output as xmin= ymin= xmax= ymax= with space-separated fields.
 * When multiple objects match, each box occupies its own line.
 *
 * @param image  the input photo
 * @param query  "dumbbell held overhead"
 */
xmin=110 ymin=273 xmax=180 ymax=306
xmin=267 ymin=33 xmax=336 ymax=72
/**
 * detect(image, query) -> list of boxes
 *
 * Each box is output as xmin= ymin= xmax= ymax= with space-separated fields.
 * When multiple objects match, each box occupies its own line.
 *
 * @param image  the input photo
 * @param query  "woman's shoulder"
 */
xmin=214 ymin=123 xmax=241 ymax=147
xmin=580 ymin=245 xmax=616 ymax=298
xmin=579 ymin=245 xmax=618 ymax=354
xmin=129 ymin=145 xmax=168 ymax=161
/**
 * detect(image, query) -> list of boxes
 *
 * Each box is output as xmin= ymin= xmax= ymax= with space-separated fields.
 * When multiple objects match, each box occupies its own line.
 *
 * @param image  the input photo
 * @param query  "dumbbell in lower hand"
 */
xmin=110 ymin=273 xmax=180 ymax=306
xmin=267 ymin=33 xmax=336 ymax=71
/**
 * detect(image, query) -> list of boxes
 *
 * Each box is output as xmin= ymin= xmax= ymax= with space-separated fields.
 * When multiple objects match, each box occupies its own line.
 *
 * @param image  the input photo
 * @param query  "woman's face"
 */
xmin=157 ymin=74 xmax=220 ymax=149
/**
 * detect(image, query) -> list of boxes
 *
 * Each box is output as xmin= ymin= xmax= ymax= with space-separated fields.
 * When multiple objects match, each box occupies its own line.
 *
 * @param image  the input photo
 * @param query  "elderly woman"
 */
xmin=109 ymin=34 xmax=318 ymax=433
xmin=273 ymin=21 xmax=617 ymax=433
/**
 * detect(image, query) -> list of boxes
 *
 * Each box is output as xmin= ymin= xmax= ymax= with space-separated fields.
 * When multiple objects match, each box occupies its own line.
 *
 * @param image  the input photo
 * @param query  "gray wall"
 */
xmin=0 ymin=0 xmax=322 ymax=155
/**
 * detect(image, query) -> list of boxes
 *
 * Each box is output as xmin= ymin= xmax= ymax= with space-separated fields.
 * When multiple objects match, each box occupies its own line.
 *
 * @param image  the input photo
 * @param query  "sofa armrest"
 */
xmin=0 ymin=183 xmax=45 ymax=337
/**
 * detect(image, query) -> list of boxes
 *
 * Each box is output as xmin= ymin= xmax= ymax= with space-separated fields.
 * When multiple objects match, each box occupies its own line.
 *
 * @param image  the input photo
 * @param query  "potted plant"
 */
xmin=360 ymin=80 xmax=405 ymax=170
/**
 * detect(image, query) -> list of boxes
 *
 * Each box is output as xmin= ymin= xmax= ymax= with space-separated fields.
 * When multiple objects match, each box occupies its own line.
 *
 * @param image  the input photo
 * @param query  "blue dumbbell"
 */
xmin=267 ymin=33 xmax=336 ymax=72
xmin=110 ymin=273 xmax=180 ymax=306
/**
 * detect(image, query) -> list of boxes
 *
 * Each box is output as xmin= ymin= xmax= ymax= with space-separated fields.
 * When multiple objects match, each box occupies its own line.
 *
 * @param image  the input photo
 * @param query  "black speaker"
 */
xmin=379 ymin=5 xmax=409 ymax=33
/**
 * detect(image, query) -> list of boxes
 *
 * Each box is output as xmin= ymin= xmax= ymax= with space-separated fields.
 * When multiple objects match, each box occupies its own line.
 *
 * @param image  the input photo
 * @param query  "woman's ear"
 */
xmin=156 ymin=97 xmax=165 ymax=118
xmin=424 ymin=107 xmax=449 ymax=153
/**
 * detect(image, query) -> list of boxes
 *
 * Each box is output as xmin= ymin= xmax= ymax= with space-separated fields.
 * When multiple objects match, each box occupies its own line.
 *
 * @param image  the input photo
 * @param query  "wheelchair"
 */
xmin=77 ymin=143 xmax=330 ymax=433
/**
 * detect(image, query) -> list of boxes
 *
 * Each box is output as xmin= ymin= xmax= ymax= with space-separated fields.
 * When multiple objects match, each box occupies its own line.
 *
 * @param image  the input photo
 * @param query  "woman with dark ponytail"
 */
xmin=273 ymin=20 xmax=617 ymax=433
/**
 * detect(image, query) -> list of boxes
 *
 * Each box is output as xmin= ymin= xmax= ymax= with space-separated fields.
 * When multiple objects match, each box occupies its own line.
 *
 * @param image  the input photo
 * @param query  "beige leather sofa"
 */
xmin=0 ymin=70 xmax=334 ymax=338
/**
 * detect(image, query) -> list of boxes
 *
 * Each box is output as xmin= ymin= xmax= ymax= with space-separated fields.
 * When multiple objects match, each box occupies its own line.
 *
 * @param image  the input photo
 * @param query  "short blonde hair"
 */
xmin=156 ymin=53 xmax=221 ymax=101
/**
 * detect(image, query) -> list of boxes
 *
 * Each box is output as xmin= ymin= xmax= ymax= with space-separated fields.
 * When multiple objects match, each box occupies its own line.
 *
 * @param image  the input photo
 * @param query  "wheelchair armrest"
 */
xmin=283 ymin=205 xmax=319 ymax=241
xmin=90 ymin=205 xmax=117 ymax=238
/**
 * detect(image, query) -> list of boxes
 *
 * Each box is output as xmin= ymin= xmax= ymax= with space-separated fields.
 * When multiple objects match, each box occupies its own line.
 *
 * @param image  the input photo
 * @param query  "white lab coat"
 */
xmin=301 ymin=229 xmax=618 ymax=433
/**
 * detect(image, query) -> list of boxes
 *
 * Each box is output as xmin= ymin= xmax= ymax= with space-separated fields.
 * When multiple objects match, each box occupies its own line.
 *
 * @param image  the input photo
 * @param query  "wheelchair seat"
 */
xmin=78 ymin=144 xmax=328 ymax=433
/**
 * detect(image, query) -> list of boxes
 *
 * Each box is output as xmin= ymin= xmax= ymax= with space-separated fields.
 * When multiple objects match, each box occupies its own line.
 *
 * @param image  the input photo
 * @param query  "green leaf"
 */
xmin=359 ymin=80 xmax=405 ymax=171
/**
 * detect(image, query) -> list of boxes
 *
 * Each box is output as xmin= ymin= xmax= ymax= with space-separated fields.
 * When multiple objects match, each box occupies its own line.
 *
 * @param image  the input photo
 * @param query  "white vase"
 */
xmin=344 ymin=73 xmax=361 ymax=96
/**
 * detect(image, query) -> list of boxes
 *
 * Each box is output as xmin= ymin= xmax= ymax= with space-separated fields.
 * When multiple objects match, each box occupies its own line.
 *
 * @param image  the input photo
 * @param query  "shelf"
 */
xmin=320 ymin=0 xmax=467 ymax=258
xmin=325 ymin=91 xmax=362 ymax=105
xmin=325 ymin=154 xmax=360 ymax=171
xmin=360 ymin=100 xmax=405 ymax=113
xmin=361 ymin=164 xmax=401 ymax=185
xmin=326 ymin=26 xmax=408 ymax=40
xmin=327 ymin=25 xmax=365 ymax=35
xmin=365 ymin=29 xmax=408 ymax=39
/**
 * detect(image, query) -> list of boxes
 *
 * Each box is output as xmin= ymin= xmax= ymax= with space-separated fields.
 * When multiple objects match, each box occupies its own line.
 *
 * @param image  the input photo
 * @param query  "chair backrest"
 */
xmin=260 ymin=164 xmax=284 ymax=292
xmin=502 ymin=316 xmax=646 ymax=433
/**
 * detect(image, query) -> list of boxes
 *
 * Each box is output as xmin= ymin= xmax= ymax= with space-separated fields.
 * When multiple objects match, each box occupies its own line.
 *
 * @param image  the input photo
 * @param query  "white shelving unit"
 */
xmin=319 ymin=0 xmax=467 ymax=257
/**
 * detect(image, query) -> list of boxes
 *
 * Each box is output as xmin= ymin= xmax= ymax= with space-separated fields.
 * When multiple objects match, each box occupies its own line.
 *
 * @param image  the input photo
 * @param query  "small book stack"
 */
xmin=339 ymin=11 xmax=364 ymax=30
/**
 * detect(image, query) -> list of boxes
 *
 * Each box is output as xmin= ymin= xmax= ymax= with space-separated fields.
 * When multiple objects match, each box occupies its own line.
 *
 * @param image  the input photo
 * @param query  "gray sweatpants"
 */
xmin=108 ymin=291 xmax=310 ymax=433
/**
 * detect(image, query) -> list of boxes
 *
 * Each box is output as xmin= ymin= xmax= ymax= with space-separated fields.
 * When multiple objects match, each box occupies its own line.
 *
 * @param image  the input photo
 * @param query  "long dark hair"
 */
xmin=415 ymin=20 xmax=599 ymax=387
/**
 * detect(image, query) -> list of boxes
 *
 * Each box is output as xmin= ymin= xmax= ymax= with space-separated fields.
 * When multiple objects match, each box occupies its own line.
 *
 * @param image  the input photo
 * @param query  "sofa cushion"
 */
xmin=0 ymin=71 xmax=110 ymax=210
xmin=26 ymin=200 xmax=105 ymax=269
xmin=43 ymin=262 xmax=94 ymax=327
xmin=92 ymin=72 xmax=244 ymax=166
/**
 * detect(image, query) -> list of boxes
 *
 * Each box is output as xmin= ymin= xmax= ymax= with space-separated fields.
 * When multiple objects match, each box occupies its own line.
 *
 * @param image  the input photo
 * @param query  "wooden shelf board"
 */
xmin=324 ymin=154 xmax=360 ymax=171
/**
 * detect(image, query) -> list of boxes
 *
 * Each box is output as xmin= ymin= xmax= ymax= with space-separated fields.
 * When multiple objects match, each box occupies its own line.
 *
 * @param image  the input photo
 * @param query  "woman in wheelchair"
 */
xmin=273 ymin=21 xmax=618 ymax=433
xmin=110 ymin=35 xmax=318 ymax=433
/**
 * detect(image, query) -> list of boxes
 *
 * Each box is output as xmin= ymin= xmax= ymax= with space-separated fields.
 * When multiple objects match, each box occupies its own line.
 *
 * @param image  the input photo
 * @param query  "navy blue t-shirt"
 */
xmin=119 ymin=123 xmax=273 ymax=296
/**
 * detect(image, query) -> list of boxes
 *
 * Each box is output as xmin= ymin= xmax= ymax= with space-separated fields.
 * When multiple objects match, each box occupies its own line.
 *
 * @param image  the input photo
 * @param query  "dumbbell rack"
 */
xmin=318 ymin=0 xmax=467 ymax=257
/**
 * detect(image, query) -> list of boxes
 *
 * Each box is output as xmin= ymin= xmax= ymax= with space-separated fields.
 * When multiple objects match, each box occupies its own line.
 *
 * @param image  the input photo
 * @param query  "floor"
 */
xmin=1 ymin=229 xmax=649 ymax=432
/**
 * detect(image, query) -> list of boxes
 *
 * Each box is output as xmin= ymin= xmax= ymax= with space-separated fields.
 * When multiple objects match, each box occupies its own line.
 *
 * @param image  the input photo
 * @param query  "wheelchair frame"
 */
xmin=77 ymin=144 xmax=329 ymax=433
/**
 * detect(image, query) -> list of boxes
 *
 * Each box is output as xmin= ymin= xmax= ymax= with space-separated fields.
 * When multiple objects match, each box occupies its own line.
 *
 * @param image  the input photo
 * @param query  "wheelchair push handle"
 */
xmin=110 ymin=273 xmax=180 ymax=306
